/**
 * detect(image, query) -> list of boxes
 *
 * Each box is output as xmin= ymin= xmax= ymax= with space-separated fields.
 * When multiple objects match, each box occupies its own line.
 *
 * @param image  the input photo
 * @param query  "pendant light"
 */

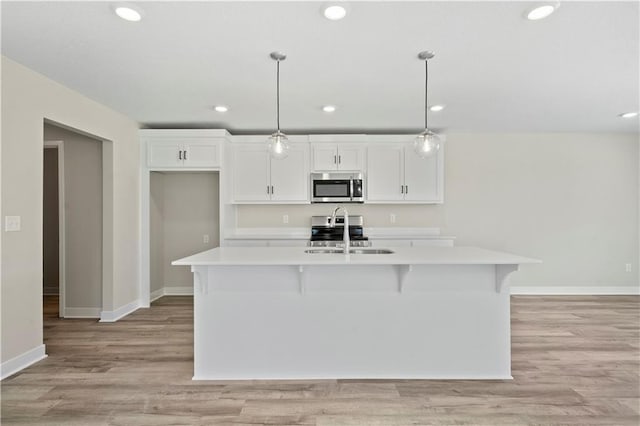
xmin=414 ymin=51 xmax=441 ymax=158
xmin=267 ymin=51 xmax=290 ymax=159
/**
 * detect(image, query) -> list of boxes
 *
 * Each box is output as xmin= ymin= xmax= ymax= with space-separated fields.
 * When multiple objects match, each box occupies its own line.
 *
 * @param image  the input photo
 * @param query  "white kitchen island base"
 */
xmin=174 ymin=247 xmax=540 ymax=380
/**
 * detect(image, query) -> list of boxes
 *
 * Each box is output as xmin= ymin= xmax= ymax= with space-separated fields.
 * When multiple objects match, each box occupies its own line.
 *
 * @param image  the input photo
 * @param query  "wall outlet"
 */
xmin=626 ymin=263 xmax=632 ymax=273
xmin=389 ymin=213 xmax=396 ymax=224
xmin=283 ymin=214 xmax=289 ymax=224
xmin=203 ymin=234 xmax=210 ymax=244
xmin=5 ymin=216 xmax=21 ymax=232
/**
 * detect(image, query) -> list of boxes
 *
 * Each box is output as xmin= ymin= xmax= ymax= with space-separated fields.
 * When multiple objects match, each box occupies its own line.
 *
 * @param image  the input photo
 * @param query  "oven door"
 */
xmin=311 ymin=179 xmax=353 ymax=203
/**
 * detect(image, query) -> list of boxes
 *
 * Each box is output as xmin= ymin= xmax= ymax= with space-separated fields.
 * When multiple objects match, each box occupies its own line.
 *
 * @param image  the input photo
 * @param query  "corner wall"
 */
xmin=1 ymin=56 xmax=140 ymax=369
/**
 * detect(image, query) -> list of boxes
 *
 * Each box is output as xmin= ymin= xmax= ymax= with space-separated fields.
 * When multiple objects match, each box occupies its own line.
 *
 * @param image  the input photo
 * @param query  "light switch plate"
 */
xmin=5 ymin=216 xmax=21 ymax=232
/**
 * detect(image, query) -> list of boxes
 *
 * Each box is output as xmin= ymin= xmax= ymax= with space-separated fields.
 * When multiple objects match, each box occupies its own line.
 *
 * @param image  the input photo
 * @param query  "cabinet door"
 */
xmin=270 ymin=145 xmax=309 ymax=202
xmin=183 ymin=140 xmax=220 ymax=168
xmin=311 ymin=144 xmax=338 ymax=171
xmin=337 ymin=144 xmax=366 ymax=171
xmin=232 ymin=145 xmax=270 ymax=201
xmin=366 ymin=145 xmax=404 ymax=201
xmin=147 ymin=140 xmax=182 ymax=167
xmin=404 ymin=146 xmax=439 ymax=202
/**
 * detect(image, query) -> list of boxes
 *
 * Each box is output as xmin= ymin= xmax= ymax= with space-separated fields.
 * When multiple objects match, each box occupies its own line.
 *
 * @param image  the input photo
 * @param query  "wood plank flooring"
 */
xmin=1 ymin=295 xmax=638 ymax=425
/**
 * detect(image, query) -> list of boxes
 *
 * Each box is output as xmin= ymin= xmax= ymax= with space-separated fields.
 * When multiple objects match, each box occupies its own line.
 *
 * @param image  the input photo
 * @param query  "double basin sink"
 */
xmin=304 ymin=248 xmax=394 ymax=255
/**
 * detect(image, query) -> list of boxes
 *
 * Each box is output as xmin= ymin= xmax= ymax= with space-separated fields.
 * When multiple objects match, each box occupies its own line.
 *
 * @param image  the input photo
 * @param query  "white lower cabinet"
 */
xmin=223 ymin=239 xmax=307 ymax=247
xmin=232 ymin=144 xmax=309 ymax=203
xmin=370 ymin=238 xmax=454 ymax=247
xmin=367 ymin=143 xmax=443 ymax=203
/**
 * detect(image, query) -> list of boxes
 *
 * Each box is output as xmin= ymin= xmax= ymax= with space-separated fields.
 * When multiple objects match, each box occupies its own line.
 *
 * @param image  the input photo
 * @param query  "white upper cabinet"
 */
xmin=232 ymin=143 xmax=309 ymax=203
xmin=403 ymin=147 xmax=439 ymax=201
xmin=367 ymin=145 xmax=404 ymax=201
xmin=147 ymin=140 xmax=184 ymax=167
xmin=232 ymin=144 xmax=270 ymax=202
xmin=366 ymin=141 xmax=444 ymax=203
xmin=270 ymin=145 xmax=309 ymax=201
xmin=311 ymin=144 xmax=366 ymax=171
xmin=142 ymin=130 xmax=225 ymax=169
xmin=309 ymin=135 xmax=367 ymax=172
xmin=183 ymin=140 xmax=221 ymax=168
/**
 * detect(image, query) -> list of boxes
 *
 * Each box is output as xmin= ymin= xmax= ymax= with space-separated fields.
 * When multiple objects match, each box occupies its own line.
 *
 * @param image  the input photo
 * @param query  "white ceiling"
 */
xmin=2 ymin=1 xmax=639 ymax=134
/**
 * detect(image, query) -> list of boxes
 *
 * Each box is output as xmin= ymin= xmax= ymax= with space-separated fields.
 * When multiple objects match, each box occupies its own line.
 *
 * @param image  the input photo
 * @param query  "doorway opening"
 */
xmin=43 ymin=142 xmax=64 ymax=318
xmin=43 ymin=122 xmax=104 ymax=318
xmin=149 ymin=171 xmax=220 ymax=300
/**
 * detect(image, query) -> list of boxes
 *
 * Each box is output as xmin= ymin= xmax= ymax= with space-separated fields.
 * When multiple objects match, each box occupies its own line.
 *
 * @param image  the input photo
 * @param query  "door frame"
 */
xmin=44 ymin=140 xmax=66 ymax=317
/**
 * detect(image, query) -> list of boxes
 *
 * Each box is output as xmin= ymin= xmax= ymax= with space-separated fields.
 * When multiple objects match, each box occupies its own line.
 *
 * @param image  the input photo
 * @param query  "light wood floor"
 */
xmin=1 ymin=295 xmax=638 ymax=425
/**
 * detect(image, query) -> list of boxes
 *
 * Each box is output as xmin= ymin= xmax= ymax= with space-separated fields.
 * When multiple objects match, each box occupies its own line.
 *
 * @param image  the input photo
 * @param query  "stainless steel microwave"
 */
xmin=311 ymin=172 xmax=364 ymax=203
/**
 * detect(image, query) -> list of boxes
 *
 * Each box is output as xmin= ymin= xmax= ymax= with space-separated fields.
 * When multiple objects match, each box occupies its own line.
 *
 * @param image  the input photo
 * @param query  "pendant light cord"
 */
xmin=424 ymin=59 xmax=429 ymax=130
xmin=276 ymin=59 xmax=281 ymax=131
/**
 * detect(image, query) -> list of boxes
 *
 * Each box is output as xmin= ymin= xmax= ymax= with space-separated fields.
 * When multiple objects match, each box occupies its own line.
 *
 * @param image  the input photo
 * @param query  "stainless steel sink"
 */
xmin=304 ymin=248 xmax=394 ymax=255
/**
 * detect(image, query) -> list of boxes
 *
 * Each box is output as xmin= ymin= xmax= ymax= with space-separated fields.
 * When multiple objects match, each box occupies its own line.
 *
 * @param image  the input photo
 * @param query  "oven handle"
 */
xmin=349 ymin=178 xmax=354 ymax=201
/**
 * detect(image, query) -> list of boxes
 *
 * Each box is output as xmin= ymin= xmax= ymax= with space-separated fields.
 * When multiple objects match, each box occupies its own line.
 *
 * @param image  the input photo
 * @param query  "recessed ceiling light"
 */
xmin=214 ymin=106 xmax=229 ymax=113
xmin=114 ymin=4 xmax=142 ymax=22
xmin=429 ymin=105 xmax=445 ymax=112
xmin=323 ymin=4 xmax=347 ymax=20
xmin=526 ymin=4 xmax=557 ymax=20
xmin=322 ymin=105 xmax=336 ymax=113
xmin=619 ymin=112 xmax=639 ymax=119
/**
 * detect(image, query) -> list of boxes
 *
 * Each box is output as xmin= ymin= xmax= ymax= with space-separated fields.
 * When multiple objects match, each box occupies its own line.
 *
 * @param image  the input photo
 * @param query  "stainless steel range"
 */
xmin=309 ymin=215 xmax=370 ymax=247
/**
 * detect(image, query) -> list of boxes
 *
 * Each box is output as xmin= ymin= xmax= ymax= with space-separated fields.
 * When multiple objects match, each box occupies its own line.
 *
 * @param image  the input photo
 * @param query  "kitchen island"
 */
xmin=173 ymin=246 xmax=539 ymax=380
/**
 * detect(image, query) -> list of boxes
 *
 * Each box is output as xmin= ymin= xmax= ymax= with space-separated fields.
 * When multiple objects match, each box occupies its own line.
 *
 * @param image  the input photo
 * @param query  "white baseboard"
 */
xmin=163 ymin=286 xmax=193 ymax=296
xmin=64 ymin=307 xmax=101 ymax=318
xmin=511 ymin=286 xmax=640 ymax=295
xmin=150 ymin=288 xmax=164 ymax=302
xmin=99 ymin=300 xmax=141 ymax=322
xmin=1 ymin=344 xmax=47 ymax=380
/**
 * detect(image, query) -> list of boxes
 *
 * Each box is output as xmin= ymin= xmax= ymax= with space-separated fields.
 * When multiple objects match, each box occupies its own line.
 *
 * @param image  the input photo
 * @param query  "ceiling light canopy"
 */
xmin=113 ymin=4 xmax=143 ymax=22
xmin=323 ymin=3 xmax=348 ymax=20
xmin=322 ymin=105 xmax=336 ymax=113
xmin=414 ymin=51 xmax=441 ymax=159
xmin=526 ymin=3 xmax=558 ymax=20
xmin=214 ymin=105 xmax=228 ymax=113
xmin=267 ymin=52 xmax=289 ymax=160
xmin=619 ymin=112 xmax=639 ymax=119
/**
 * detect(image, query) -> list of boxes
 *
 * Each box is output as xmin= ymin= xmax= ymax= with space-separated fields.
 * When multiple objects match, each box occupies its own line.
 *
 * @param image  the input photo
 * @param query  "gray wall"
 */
xmin=236 ymin=133 xmax=639 ymax=289
xmin=2 ymin=56 xmax=140 ymax=365
xmin=43 ymin=148 xmax=59 ymax=294
xmin=150 ymin=172 xmax=219 ymax=292
xmin=150 ymin=172 xmax=165 ymax=295
xmin=44 ymin=123 xmax=102 ymax=311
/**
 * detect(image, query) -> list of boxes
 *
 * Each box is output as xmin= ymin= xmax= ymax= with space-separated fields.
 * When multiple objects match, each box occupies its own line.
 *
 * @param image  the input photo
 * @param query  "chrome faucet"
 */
xmin=330 ymin=206 xmax=350 ymax=253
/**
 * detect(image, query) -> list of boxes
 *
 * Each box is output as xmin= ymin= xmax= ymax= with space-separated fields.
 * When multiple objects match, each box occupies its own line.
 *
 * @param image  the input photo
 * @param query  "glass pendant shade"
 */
xmin=415 ymin=50 xmax=441 ymax=159
xmin=414 ymin=129 xmax=441 ymax=158
xmin=268 ymin=130 xmax=290 ymax=160
xmin=267 ymin=51 xmax=290 ymax=159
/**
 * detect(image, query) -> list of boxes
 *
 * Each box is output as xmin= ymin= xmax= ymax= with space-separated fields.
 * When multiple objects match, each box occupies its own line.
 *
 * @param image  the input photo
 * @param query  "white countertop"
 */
xmin=173 ymin=246 xmax=540 ymax=266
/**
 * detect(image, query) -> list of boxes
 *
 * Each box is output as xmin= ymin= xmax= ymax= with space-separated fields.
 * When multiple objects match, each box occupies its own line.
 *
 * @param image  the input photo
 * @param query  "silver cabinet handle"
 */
xmin=267 ymin=185 xmax=270 ymax=194
xmin=405 ymin=185 xmax=408 ymax=194
xmin=271 ymin=185 xmax=274 ymax=195
xmin=334 ymin=155 xmax=337 ymax=164
xmin=338 ymin=155 xmax=341 ymax=164
xmin=401 ymin=185 xmax=404 ymax=194
xmin=184 ymin=150 xmax=187 ymax=160
xmin=178 ymin=150 xmax=182 ymax=160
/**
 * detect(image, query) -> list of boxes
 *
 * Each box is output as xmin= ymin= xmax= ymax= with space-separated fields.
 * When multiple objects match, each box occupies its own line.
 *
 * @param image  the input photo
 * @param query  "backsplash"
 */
xmin=236 ymin=204 xmax=446 ymax=228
